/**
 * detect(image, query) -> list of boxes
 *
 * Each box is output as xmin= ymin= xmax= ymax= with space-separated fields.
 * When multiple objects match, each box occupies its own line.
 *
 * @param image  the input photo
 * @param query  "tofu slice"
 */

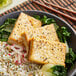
xmin=8 ymin=13 xmax=42 ymax=45
xmin=34 ymin=24 xmax=59 ymax=42
xmin=21 ymin=24 xmax=59 ymax=51
xmin=27 ymin=15 xmax=42 ymax=28
xmin=8 ymin=13 xmax=32 ymax=45
xmin=21 ymin=25 xmax=34 ymax=51
xmin=29 ymin=38 xmax=66 ymax=66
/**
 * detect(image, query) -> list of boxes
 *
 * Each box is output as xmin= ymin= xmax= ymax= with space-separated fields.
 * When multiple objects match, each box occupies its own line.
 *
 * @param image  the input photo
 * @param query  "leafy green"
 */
xmin=65 ymin=48 xmax=76 ymax=70
xmin=51 ymin=65 xmax=66 ymax=76
xmin=56 ymin=26 xmax=71 ymax=43
xmin=33 ymin=15 xmax=40 ymax=20
xmin=41 ymin=15 xmax=48 ymax=24
xmin=41 ymin=16 xmax=56 ymax=25
xmin=33 ymin=15 xmax=56 ymax=25
xmin=0 ymin=18 xmax=16 ymax=41
xmin=41 ymin=64 xmax=66 ymax=76
xmin=0 ymin=18 xmax=16 ymax=29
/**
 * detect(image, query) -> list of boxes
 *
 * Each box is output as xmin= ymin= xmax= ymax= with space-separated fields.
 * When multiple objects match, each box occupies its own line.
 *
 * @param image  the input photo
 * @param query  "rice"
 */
xmin=0 ymin=41 xmax=42 ymax=76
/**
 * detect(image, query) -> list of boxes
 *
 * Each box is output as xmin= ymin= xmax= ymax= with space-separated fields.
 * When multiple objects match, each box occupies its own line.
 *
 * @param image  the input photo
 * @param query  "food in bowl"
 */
xmin=0 ymin=12 xmax=76 ymax=76
xmin=0 ymin=0 xmax=12 ymax=8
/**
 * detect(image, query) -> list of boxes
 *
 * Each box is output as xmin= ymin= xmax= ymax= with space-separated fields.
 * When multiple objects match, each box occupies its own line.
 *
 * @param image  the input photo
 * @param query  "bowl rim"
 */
xmin=1 ymin=10 xmax=76 ymax=35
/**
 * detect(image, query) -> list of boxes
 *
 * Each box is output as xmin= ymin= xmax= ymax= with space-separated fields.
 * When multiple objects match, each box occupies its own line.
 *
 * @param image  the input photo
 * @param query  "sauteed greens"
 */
xmin=65 ymin=48 xmax=76 ymax=70
xmin=0 ymin=18 xmax=16 ymax=41
xmin=41 ymin=64 xmax=66 ymax=76
xmin=51 ymin=65 xmax=66 ymax=76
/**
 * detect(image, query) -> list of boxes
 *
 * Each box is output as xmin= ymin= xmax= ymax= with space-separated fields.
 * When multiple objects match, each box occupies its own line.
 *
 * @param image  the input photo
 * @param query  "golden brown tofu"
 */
xmin=21 ymin=25 xmax=34 ymax=51
xmin=29 ymin=38 xmax=66 ymax=66
xmin=8 ymin=12 xmax=42 ymax=45
xmin=8 ymin=13 xmax=32 ymax=45
xmin=27 ymin=15 xmax=42 ymax=28
xmin=22 ymin=24 xmax=59 ymax=51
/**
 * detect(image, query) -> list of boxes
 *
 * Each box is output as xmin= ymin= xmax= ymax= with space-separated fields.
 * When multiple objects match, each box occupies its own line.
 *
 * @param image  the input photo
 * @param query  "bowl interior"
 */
xmin=0 ymin=10 xmax=76 ymax=76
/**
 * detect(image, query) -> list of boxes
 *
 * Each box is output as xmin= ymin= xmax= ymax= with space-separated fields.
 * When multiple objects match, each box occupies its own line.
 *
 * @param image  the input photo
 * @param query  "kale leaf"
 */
xmin=41 ymin=16 xmax=56 ymax=25
xmin=33 ymin=15 xmax=56 ymax=25
xmin=33 ymin=15 xmax=40 ymax=20
xmin=0 ymin=18 xmax=16 ymax=41
xmin=41 ymin=64 xmax=66 ymax=76
xmin=51 ymin=65 xmax=66 ymax=76
xmin=65 ymin=48 xmax=76 ymax=70
xmin=56 ymin=26 xmax=71 ymax=43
